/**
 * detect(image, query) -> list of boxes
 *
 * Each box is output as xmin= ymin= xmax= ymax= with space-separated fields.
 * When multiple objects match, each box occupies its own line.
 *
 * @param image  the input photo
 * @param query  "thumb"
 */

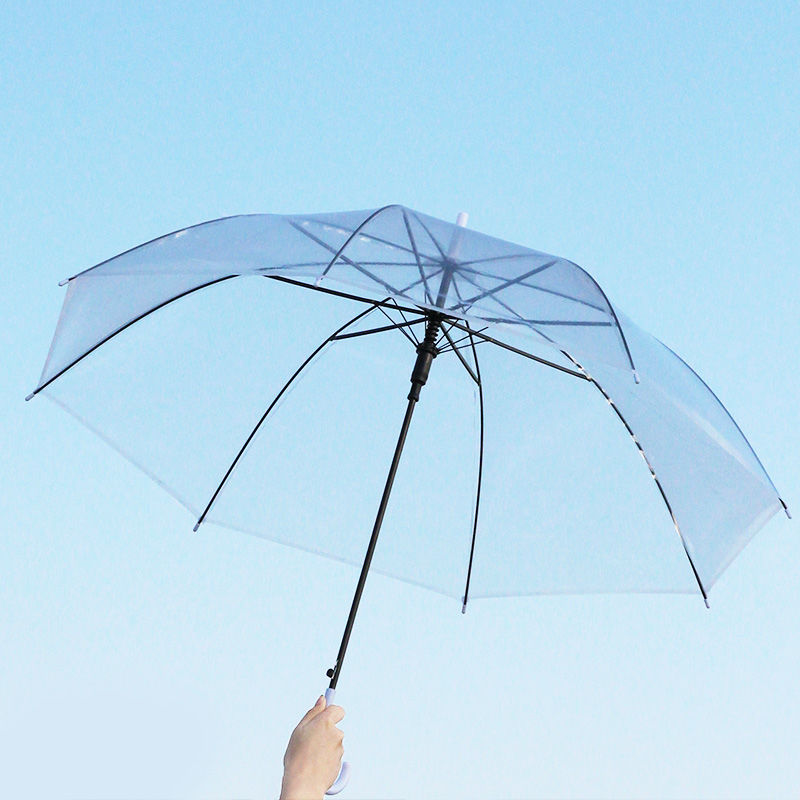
xmin=301 ymin=695 xmax=327 ymax=722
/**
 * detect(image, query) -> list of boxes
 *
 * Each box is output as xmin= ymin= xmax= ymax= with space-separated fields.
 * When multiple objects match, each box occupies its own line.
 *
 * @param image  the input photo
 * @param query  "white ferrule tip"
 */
xmin=456 ymin=211 xmax=468 ymax=228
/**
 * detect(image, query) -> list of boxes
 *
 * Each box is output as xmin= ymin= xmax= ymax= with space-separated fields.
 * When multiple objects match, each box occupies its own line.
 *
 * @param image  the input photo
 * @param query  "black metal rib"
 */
xmin=192 ymin=302 xmax=383 ymax=531
xmin=376 ymin=304 xmax=419 ymax=347
xmin=440 ymin=326 xmax=479 ymax=385
xmin=27 ymin=275 xmax=238 ymax=400
xmin=563 ymin=355 xmax=710 ymax=607
xmin=331 ymin=317 xmax=427 ymax=341
xmin=264 ymin=275 xmax=422 ymax=316
xmin=438 ymin=325 xmax=490 ymax=352
xmin=441 ymin=336 xmax=489 ymax=355
xmin=386 ymin=298 xmax=422 ymax=346
xmin=461 ymin=324 xmax=484 ymax=613
xmin=434 ymin=318 xmax=457 ymax=350
xmin=266 ymin=271 xmax=586 ymax=381
xmin=61 ymin=215 xmax=257 ymax=283
xmin=445 ymin=319 xmax=589 ymax=380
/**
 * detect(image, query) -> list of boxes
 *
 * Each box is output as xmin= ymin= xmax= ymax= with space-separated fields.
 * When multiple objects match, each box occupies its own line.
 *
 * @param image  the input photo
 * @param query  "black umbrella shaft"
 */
xmin=327 ymin=317 xmax=441 ymax=690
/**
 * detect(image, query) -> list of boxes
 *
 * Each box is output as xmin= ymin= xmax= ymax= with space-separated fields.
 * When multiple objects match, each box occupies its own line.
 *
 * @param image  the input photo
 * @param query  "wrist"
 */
xmin=280 ymin=775 xmax=324 ymax=800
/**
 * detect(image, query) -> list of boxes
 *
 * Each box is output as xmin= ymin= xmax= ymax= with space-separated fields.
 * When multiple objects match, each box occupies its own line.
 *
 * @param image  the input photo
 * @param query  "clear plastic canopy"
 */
xmin=32 ymin=205 xmax=787 ymax=601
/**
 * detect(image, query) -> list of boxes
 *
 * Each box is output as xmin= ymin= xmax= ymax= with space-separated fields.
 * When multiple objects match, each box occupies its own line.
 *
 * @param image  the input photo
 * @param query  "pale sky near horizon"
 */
xmin=2 ymin=2 xmax=799 ymax=798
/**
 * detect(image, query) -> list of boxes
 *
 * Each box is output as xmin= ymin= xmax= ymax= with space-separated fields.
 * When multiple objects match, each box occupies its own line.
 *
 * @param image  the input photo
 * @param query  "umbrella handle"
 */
xmin=324 ymin=687 xmax=351 ymax=795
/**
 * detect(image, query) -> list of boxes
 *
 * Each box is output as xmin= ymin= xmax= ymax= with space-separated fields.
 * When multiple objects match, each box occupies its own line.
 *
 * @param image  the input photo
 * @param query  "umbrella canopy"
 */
xmin=30 ymin=205 xmax=788 ymax=604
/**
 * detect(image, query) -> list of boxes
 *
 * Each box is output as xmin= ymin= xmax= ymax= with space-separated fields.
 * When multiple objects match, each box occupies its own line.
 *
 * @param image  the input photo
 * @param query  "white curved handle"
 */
xmin=324 ymin=688 xmax=350 ymax=796
xmin=326 ymin=760 xmax=351 ymax=795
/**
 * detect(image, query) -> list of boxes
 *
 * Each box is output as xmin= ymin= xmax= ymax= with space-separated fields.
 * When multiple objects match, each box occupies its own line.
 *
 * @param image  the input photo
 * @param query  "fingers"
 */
xmin=322 ymin=703 xmax=345 ymax=725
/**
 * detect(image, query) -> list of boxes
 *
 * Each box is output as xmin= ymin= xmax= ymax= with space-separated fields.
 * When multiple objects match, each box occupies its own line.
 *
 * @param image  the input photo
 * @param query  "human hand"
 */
xmin=280 ymin=695 xmax=345 ymax=800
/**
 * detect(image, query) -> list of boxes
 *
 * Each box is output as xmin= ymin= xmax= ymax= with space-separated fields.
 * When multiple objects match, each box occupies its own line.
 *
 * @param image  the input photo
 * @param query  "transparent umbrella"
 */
xmin=28 ymin=204 xmax=789 ymax=794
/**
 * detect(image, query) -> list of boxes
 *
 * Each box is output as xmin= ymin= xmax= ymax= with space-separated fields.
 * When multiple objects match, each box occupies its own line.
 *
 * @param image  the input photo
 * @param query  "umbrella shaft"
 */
xmin=327 ymin=317 xmax=442 ymax=689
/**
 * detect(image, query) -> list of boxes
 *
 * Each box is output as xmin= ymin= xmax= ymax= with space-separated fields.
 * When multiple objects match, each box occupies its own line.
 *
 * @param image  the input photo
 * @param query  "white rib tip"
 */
xmin=461 ymin=596 xmax=467 ymax=614
xmin=25 ymin=392 xmax=35 ymax=402
xmin=192 ymin=522 xmax=200 ymax=532
xmin=58 ymin=278 xmax=70 ymax=287
xmin=703 ymin=596 xmax=710 ymax=609
xmin=456 ymin=212 xmax=468 ymax=228
xmin=633 ymin=371 xmax=641 ymax=384
xmin=783 ymin=503 xmax=792 ymax=520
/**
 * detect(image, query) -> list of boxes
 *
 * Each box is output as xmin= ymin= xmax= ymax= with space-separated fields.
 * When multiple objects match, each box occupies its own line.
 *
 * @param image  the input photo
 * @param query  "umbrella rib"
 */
xmin=288 ymin=219 xmax=407 ymax=298
xmin=298 ymin=214 xmax=441 ymax=263
xmin=377 ymin=302 xmax=420 ymax=346
xmin=192 ymin=302 xmax=384 ymax=531
xmin=454 ymin=260 xmax=559 ymax=308
xmin=461 ymin=323 xmax=485 ymax=613
xmin=264 ymin=275 xmax=422 ymax=316
xmin=445 ymin=319 xmax=589 ymax=380
xmin=434 ymin=317 xmax=458 ymax=350
xmin=455 ymin=263 xmax=607 ymax=315
xmin=453 ymin=271 xmax=606 ymax=377
xmin=437 ymin=318 xmax=491 ymax=354
xmin=331 ymin=317 xmax=427 ymax=341
xmin=562 ymin=259 xmax=638 ymax=375
xmin=60 ymin=214 xmax=252 ymax=283
xmin=27 ymin=275 xmax=239 ymax=400
xmin=660 ymin=340 xmax=788 ymax=506
xmin=458 ymin=252 xmax=548 ymax=267
xmin=385 ymin=299 xmax=423 ymax=345
xmin=567 ymin=356 xmax=711 ymax=607
xmin=265 ymin=260 xmax=425 ymax=270
xmin=479 ymin=317 xmax=613 ymax=327
xmin=439 ymin=334 xmax=490 ymax=354
xmin=289 ymin=206 xmax=399 ymax=280
xmin=407 ymin=210 xmax=449 ymax=260
xmin=440 ymin=326 xmax=479 ymax=385
xmin=397 ymin=265 xmax=446 ymax=301
xmin=402 ymin=209 xmax=435 ymax=304
xmin=454 ymin=268 xmax=557 ymax=343
xmin=517 ymin=280 xmax=608 ymax=314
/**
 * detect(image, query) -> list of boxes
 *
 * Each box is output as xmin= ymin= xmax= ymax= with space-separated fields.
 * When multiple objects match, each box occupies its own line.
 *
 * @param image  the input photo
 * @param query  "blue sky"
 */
xmin=2 ymin=2 xmax=798 ymax=798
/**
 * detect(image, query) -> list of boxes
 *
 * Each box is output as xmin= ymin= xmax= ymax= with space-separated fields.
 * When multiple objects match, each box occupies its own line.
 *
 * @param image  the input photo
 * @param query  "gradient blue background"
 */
xmin=2 ymin=2 xmax=798 ymax=798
